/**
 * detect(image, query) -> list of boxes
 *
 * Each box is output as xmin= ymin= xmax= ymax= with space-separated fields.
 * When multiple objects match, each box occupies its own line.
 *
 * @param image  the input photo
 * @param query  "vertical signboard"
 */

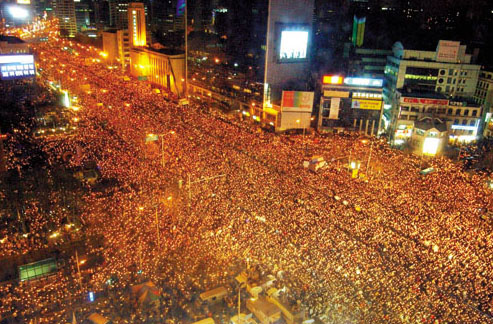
xmin=329 ymin=98 xmax=340 ymax=119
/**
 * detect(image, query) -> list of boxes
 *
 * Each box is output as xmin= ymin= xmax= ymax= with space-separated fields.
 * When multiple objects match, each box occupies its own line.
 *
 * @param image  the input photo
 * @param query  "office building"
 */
xmin=102 ymin=29 xmax=130 ymax=69
xmin=129 ymin=47 xmax=185 ymax=96
xmin=0 ymin=36 xmax=30 ymax=54
xmin=128 ymin=2 xmax=146 ymax=47
xmin=474 ymin=69 xmax=493 ymax=137
xmin=384 ymin=40 xmax=481 ymax=103
xmin=319 ymin=75 xmax=384 ymax=136
xmin=54 ymin=0 xmax=77 ymax=37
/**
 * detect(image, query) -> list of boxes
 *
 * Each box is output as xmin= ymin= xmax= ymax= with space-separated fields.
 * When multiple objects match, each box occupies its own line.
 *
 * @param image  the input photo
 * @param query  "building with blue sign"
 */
xmin=318 ymin=75 xmax=384 ymax=136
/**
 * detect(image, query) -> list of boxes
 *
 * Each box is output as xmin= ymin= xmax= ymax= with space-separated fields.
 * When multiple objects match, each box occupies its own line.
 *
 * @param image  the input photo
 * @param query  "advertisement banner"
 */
xmin=351 ymin=99 xmax=381 ymax=110
xmin=329 ymin=98 xmax=340 ymax=119
xmin=436 ymin=40 xmax=460 ymax=63
xmin=402 ymin=97 xmax=449 ymax=106
xmin=281 ymin=91 xmax=314 ymax=112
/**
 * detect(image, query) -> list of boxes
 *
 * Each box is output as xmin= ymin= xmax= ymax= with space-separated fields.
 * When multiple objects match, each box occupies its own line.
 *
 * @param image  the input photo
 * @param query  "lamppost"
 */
xmin=145 ymin=130 xmax=176 ymax=167
xmin=296 ymin=119 xmax=306 ymax=156
xmin=237 ymin=282 xmax=247 ymax=324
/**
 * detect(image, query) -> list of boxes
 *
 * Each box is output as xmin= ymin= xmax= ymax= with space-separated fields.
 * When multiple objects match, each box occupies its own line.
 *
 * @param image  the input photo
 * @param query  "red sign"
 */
xmin=402 ymin=97 xmax=449 ymax=106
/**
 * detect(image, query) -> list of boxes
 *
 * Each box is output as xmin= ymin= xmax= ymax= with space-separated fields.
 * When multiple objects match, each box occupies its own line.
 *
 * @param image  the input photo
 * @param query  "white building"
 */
xmin=391 ymin=90 xmax=482 ymax=145
xmin=384 ymin=40 xmax=481 ymax=103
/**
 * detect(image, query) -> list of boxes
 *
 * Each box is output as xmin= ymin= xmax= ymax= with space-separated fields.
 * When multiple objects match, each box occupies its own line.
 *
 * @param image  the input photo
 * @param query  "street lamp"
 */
xmin=146 ymin=131 xmax=176 ymax=167
xmin=296 ymin=118 xmax=307 ymax=156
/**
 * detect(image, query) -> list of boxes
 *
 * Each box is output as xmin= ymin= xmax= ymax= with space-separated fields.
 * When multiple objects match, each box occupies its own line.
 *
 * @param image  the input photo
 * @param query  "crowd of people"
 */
xmin=1 ymin=29 xmax=493 ymax=324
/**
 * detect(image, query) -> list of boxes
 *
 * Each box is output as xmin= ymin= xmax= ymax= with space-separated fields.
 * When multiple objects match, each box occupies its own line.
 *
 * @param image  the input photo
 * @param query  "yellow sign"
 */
xmin=324 ymin=90 xmax=350 ymax=98
xmin=351 ymin=99 xmax=382 ymax=110
xmin=17 ymin=0 xmax=31 ymax=4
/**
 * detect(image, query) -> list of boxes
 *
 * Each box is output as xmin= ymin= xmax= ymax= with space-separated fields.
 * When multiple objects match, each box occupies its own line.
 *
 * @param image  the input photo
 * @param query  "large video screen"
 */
xmin=0 ymin=54 xmax=36 ymax=80
xmin=279 ymin=30 xmax=308 ymax=61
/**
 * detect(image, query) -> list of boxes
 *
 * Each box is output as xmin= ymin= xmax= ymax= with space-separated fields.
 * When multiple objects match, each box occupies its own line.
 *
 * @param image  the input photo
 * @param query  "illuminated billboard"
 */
xmin=344 ymin=77 xmax=382 ymax=87
xmin=277 ymin=24 xmax=310 ymax=63
xmin=279 ymin=31 xmax=308 ymax=60
xmin=351 ymin=99 xmax=382 ymax=110
xmin=423 ymin=137 xmax=439 ymax=156
xmin=322 ymin=75 xmax=343 ymax=85
xmin=281 ymin=91 xmax=314 ymax=112
xmin=17 ymin=0 xmax=31 ymax=4
xmin=0 ymin=55 xmax=36 ymax=80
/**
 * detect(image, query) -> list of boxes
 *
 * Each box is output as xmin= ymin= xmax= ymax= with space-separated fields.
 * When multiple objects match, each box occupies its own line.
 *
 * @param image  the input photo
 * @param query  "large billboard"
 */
xmin=281 ymin=91 xmax=314 ymax=112
xmin=279 ymin=28 xmax=309 ymax=61
xmin=436 ymin=40 xmax=460 ymax=63
xmin=0 ymin=54 xmax=36 ymax=80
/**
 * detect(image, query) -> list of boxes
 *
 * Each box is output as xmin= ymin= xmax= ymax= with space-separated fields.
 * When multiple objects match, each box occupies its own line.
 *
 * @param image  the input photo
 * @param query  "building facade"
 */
xmin=391 ymin=91 xmax=482 ymax=145
xmin=54 ymin=0 xmax=77 ymax=37
xmin=129 ymin=47 xmax=185 ymax=96
xmin=473 ymin=69 xmax=493 ymax=137
xmin=318 ymin=75 xmax=384 ymax=136
xmin=128 ymin=2 xmax=146 ymax=47
xmin=0 ymin=36 xmax=30 ymax=54
xmin=384 ymin=40 xmax=481 ymax=104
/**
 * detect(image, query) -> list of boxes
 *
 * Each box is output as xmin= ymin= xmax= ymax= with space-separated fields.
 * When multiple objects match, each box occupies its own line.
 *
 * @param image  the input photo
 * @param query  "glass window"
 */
xmin=448 ymin=108 xmax=453 ymax=114
xmin=462 ymin=119 xmax=467 ymax=125
xmin=447 ymin=78 xmax=451 ymax=84
xmin=455 ymin=109 xmax=461 ymax=115
xmin=470 ymin=120 xmax=476 ymax=126
xmin=449 ymin=69 xmax=454 ymax=75
xmin=454 ymin=119 xmax=459 ymax=125
xmin=464 ymin=109 xmax=469 ymax=116
xmin=472 ymin=110 xmax=477 ymax=117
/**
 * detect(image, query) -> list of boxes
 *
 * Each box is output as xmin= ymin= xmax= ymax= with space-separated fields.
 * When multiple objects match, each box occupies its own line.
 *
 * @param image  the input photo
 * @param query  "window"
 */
xmin=448 ymin=108 xmax=453 ymax=115
xmin=453 ymin=79 xmax=456 ymax=84
xmin=439 ymin=70 xmax=446 ymax=75
xmin=455 ymin=109 xmax=461 ymax=116
xmin=462 ymin=119 xmax=467 ymax=125
xmin=437 ymin=87 xmax=442 ymax=92
xmin=438 ymin=78 xmax=444 ymax=84
xmin=401 ymin=106 xmax=410 ymax=111
xmin=446 ymin=86 xmax=450 ymax=92
xmin=447 ymin=78 xmax=452 ymax=84
xmin=449 ymin=69 xmax=454 ymax=75
xmin=411 ymin=107 xmax=419 ymax=112
xmin=454 ymin=119 xmax=459 ymax=125
xmin=464 ymin=109 xmax=469 ymax=116
xmin=472 ymin=110 xmax=477 ymax=117
xmin=470 ymin=120 xmax=476 ymax=126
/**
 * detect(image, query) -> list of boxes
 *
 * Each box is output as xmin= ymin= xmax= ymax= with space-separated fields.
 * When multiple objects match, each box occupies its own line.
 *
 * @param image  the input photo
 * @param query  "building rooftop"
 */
xmin=0 ymin=35 xmax=25 ymax=44
xmin=415 ymin=117 xmax=448 ymax=132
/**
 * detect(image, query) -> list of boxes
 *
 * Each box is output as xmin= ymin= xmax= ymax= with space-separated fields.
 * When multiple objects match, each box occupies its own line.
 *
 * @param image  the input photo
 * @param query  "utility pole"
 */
xmin=75 ymin=250 xmax=83 ymax=291
xmin=155 ymin=205 xmax=160 ymax=248
xmin=366 ymin=141 xmax=373 ymax=176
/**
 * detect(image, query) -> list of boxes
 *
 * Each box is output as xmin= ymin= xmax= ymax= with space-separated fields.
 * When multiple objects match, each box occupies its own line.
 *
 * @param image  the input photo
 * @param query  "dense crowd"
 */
xmin=1 ymin=30 xmax=493 ymax=324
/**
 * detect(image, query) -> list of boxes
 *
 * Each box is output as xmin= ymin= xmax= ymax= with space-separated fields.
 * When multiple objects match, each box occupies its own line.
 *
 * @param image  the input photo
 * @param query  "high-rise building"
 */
xmin=128 ymin=2 xmax=146 ymax=47
xmin=74 ymin=0 xmax=92 ymax=31
xmin=54 ymin=0 xmax=77 ymax=37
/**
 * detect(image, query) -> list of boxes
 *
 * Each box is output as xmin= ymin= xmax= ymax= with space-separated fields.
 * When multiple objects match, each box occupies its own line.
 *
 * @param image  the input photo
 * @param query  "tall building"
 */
xmin=74 ymin=0 xmax=92 ymax=31
xmin=474 ymin=69 xmax=493 ymax=137
xmin=54 ymin=0 xmax=77 ymax=37
xmin=128 ymin=2 xmax=146 ymax=47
